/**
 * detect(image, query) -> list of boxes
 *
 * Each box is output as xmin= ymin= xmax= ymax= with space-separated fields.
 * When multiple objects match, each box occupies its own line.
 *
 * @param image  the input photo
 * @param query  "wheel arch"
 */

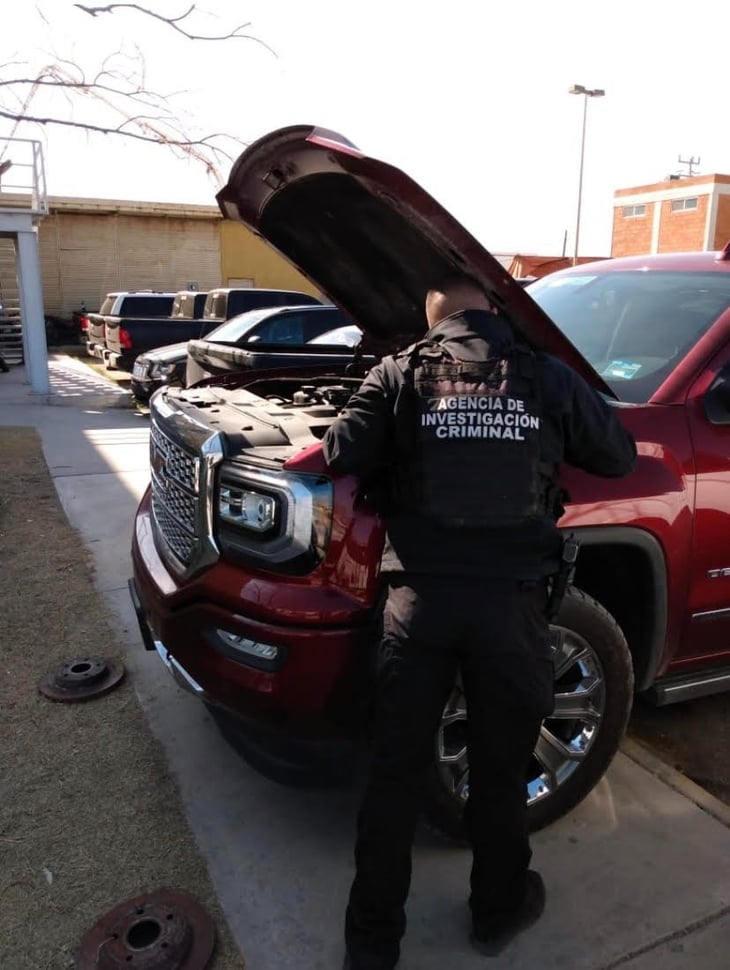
xmin=568 ymin=526 xmax=667 ymax=692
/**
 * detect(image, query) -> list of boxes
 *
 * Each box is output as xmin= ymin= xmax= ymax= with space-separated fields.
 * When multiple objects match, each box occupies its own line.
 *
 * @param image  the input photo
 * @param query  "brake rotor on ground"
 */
xmin=74 ymin=889 xmax=216 ymax=969
xmin=38 ymin=656 xmax=125 ymax=702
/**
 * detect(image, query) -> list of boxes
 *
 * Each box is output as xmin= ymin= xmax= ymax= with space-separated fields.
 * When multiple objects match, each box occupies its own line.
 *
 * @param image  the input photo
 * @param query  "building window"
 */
xmin=670 ymin=197 xmax=699 ymax=212
xmin=623 ymin=204 xmax=647 ymax=218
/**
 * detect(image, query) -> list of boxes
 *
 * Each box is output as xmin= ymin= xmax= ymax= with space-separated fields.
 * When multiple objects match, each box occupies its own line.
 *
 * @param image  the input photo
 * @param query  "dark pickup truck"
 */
xmin=202 ymin=286 xmax=323 ymax=326
xmin=185 ymin=305 xmax=357 ymax=385
xmin=113 ymin=287 xmax=324 ymax=373
xmin=103 ymin=289 xmax=211 ymax=371
xmin=130 ymin=288 xmax=326 ymax=395
xmin=85 ymin=292 xmax=176 ymax=362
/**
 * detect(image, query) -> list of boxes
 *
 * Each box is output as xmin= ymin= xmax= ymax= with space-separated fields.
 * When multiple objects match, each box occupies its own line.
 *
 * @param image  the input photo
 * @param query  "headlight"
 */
xmin=216 ymin=464 xmax=333 ymax=574
xmin=219 ymin=486 xmax=277 ymax=533
xmin=150 ymin=362 xmax=177 ymax=378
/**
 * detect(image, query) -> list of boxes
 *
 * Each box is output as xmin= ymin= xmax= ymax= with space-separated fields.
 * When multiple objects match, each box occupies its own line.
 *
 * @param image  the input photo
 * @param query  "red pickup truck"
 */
xmin=130 ymin=126 xmax=730 ymax=836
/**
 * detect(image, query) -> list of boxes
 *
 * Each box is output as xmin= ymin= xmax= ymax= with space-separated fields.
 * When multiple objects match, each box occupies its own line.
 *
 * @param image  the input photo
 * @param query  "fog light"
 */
xmin=216 ymin=630 xmax=280 ymax=661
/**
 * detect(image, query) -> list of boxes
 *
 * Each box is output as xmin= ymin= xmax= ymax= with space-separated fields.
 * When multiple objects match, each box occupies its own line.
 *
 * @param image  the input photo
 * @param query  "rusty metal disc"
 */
xmin=74 ymin=889 xmax=216 ymax=969
xmin=38 ymin=656 xmax=125 ymax=702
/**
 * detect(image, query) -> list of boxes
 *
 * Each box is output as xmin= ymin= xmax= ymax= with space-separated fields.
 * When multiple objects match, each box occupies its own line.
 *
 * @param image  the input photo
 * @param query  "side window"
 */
xmin=249 ymin=314 xmax=305 ymax=343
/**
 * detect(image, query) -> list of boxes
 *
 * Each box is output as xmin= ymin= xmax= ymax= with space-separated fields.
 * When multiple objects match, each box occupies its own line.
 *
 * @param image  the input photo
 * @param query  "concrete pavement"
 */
xmin=2 ymin=356 xmax=729 ymax=970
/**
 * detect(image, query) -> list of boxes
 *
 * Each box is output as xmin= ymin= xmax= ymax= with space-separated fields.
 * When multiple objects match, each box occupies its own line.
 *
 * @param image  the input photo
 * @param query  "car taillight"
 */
xmin=119 ymin=327 xmax=133 ymax=349
xmin=79 ymin=315 xmax=89 ymax=333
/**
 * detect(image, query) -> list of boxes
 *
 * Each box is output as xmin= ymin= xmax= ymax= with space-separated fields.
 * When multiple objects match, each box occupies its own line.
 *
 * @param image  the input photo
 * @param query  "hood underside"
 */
xmin=217 ymin=125 xmax=611 ymax=394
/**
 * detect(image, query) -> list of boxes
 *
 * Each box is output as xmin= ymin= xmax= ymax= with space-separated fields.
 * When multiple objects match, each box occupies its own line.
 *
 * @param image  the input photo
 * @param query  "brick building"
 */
xmin=612 ymin=174 xmax=730 ymax=257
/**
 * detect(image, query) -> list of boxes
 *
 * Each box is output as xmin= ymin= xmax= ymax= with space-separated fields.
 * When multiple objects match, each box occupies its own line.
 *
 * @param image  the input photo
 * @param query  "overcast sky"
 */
xmin=2 ymin=1 xmax=729 ymax=257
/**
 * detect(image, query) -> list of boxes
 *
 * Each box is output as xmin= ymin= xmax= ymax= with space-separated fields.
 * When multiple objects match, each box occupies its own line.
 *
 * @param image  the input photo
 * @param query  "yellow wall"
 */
xmin=220 ymin=222 xmax=322 ymax=298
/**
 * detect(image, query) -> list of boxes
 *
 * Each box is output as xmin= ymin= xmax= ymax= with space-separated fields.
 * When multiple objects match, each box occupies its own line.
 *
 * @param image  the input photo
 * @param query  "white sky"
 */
xmin=2 ymin=0 xmax=730 ymax=256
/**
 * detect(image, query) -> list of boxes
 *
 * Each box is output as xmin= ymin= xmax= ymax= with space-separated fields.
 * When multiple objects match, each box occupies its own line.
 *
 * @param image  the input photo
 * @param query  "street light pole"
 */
xmin=569 ymin=84 xmax=605 ymax=265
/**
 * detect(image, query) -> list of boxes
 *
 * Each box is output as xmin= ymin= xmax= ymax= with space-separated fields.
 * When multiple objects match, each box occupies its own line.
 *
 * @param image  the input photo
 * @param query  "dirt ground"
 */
xmin=629 ymin=692 xmax=730 ymax=806
xmin=0 ymin=427 xmax=243 ymax=969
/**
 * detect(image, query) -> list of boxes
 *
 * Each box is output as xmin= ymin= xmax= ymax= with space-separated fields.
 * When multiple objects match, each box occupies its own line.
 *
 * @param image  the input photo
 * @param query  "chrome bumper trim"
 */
xmin=154 ymin=640 xmax=206 ymax=698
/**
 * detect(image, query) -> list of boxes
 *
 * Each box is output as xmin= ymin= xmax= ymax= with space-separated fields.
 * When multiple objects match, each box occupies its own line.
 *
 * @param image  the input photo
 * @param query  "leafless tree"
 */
xmin=0 ymin=3 xmax=273 ymax=184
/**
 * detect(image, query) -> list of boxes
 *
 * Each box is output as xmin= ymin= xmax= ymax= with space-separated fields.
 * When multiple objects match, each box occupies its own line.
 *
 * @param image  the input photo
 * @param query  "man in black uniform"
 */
xmin=322 ymin=275 xmax=636 ymax=970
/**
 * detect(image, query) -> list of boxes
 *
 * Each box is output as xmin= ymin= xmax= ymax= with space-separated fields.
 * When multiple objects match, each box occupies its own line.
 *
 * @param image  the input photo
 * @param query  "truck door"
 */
xmin=684 ymin=338 xmax=730 ymax=660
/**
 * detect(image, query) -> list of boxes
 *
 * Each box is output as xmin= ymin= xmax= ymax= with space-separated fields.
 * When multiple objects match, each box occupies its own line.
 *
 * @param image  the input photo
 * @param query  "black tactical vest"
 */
xmin=390 ymin=341 xmax=552 ymax=528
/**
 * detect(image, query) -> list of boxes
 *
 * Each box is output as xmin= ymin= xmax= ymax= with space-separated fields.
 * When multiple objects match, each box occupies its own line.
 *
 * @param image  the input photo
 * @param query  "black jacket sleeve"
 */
xmin=559 ymin=364 xmax=637 ymax=478
xmin=321 ymin=360 xmax=396 ymax=476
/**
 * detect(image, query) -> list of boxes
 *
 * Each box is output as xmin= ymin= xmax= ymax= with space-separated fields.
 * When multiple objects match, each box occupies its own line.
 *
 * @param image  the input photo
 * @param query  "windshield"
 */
xmin=206 ymin=307 xmax=277 ymax=342
xmin=528 ymin=270 xmax=730 ymax=402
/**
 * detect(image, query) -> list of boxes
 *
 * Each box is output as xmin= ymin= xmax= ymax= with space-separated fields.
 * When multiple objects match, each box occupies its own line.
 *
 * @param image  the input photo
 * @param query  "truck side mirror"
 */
xmin=704 ymin=363 xmax=730 ymax=425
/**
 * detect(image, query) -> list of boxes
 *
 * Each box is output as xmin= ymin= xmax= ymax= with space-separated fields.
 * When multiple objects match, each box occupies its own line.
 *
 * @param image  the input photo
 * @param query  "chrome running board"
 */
xmin=648 ymin=667 xmax=730 ymax=706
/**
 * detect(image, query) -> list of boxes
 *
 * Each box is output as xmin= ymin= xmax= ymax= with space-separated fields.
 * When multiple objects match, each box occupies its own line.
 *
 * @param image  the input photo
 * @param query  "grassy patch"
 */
xmin=0 ymin=427 xmax=243 ymax=969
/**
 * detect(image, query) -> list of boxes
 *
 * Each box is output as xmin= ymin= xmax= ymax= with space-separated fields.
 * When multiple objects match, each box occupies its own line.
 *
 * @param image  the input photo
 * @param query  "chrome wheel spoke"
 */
xmin=437 ymin=696 xmax=468 ymax=765
xmin=453 ymin=768 xmax=470 ymax=801
xmin=535 ymin=726 xmax=582 ymax=784
xmin=438 ymin=739 xmax=468 ymax=765
xmin=552 ymin=631 xmax=590 ymax=680
xmin=552 ymin=677 xmax=602 ymax=721
xmin=441 ymin=709 xmax=467 ymax=728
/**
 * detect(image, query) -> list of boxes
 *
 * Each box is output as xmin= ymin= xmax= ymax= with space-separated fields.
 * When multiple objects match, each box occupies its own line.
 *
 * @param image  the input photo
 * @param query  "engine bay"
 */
xmin=170 ymin=374 xmax=364 ymax=452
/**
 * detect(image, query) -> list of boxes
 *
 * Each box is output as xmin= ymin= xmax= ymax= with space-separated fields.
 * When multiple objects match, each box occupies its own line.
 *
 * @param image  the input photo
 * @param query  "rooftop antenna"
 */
xmin=677 ymin=154 xmax=701 ymax=177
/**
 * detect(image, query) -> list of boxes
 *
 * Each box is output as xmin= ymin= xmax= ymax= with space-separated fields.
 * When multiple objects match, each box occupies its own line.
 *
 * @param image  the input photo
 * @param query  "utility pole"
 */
xmin=568 ymin=85 xmax=605 ymax=265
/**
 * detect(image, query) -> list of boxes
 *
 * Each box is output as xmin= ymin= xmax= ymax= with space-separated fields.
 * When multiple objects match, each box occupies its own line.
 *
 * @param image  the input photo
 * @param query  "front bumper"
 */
xmin=130 ymin=376 xmax=161 ymax=402
xmin=128 ymin=575 xmax=205 ymax=696
xmin=129 ymin=574 xmax=357 ymax=778
xmin=130 ymin=494 xmax=373 ymax=743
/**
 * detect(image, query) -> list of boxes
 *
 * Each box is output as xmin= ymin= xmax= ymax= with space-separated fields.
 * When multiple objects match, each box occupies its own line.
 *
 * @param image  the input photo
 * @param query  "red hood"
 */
xmin=217 ymin=125 xmax=612 ymax=394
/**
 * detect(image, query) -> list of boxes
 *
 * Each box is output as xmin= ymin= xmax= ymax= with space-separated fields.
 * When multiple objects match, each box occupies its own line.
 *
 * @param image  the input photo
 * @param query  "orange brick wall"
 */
xmin=611 ymin=203 xmax=654 ymax=257
xmin=712 ymin=195 xmax=730 ymax=249
xmin=656 ymin=195 xmax=708 ymax=252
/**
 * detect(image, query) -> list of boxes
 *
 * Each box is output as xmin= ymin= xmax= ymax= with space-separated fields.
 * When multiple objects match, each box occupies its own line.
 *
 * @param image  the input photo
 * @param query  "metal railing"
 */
xmin=0 ymin=137 xmax=48 ymax=216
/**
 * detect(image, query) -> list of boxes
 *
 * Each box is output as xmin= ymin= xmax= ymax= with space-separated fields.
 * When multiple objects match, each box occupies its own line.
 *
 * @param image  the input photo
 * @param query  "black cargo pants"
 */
xmin=345 ymin=574 xmax=555 ymax=964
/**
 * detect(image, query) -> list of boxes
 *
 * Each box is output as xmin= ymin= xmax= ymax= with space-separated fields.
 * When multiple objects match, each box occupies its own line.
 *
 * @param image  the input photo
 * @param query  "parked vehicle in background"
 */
xmin=85 ymin=292 xmax=176 ymax=361
xmin=130 ymin=291 xmax=328 ymax=399
xmin=131 ymin=322 xmax=364 ymax=403
xmin=202 ymin=287 xmax=323 ymax=327
xmin=185 ymin=304 xmax=353 ymax=386
xmin=103 ymin=290 xmax=209 ymax=371
xmin=131 ymin=126 xmax=730 ymax=838
xmin=308 ymin=325 xmax=362 ymax=346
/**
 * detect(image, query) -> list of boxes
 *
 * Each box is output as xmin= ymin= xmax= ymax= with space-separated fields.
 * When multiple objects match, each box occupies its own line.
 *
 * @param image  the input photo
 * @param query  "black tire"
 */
xmin=424 ymin=586 xmax=634 ymax=840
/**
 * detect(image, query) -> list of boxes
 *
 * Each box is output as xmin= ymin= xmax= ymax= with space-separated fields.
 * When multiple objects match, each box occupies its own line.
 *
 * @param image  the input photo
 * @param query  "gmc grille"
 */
xmin=149 ymin=423 xmax=199 ymax=566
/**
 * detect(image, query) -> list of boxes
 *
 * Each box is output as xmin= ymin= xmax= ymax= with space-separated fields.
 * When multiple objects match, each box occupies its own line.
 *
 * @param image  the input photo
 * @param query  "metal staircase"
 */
xmin=0 ymin=237 xmax=22 ymax=364
xmin=0 ymin=137 xmax=48 ymax=370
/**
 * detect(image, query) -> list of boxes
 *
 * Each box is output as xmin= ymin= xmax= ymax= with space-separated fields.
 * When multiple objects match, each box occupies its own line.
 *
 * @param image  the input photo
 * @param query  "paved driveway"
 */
xmin=2 ymin=363 xmax=729 ymax=969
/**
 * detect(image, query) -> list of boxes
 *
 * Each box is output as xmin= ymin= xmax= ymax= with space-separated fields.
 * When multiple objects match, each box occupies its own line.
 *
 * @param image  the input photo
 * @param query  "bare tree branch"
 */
xmin=0 ymin=107 xmax=233 ymax=154
xmin=2 ymin=3 xmax=266 ymax=187
xmin=0 ymin=76 xmax=187 ymax=113
xmin=74 ymin=3 xmax=277 ymax=54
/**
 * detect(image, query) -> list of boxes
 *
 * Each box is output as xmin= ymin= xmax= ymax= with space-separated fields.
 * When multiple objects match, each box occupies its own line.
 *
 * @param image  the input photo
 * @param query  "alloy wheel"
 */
xmin=434 ymin=625 xmax=607 ymax=809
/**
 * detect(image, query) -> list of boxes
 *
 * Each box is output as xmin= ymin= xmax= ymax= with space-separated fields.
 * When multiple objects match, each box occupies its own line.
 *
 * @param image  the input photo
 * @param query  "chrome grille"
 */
xmin=150 ymin=424 xmax=197 ymax=492
xmin=150 ymin=423 xmax=199 ymax=566
xmin=151 ymin=494 xmax=196 ymax=563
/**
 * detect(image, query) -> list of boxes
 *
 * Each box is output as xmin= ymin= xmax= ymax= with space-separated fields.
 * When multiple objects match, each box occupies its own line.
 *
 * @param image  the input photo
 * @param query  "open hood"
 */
xmin=217 ymin=125 xmax=611 ymax=394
